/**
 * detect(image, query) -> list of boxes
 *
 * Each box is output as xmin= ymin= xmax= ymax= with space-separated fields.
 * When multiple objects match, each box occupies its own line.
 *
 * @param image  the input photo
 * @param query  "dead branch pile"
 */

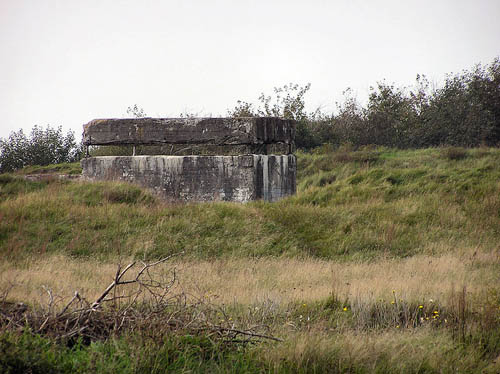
xmin=0 ymin=254 xmax=280 ymax=345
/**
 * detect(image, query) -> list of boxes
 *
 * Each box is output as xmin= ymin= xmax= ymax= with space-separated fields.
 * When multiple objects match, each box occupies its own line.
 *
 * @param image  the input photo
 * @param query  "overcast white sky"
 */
xmin=1 ymin=0 xmax=499 ymax=140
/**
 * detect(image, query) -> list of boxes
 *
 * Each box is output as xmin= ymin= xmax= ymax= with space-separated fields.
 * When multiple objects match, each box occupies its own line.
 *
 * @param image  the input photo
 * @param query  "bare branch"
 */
xmin=0 ymin=251 xmax=282 ymax=346
xmin=57 ymin=291 xmax=81 ymax=317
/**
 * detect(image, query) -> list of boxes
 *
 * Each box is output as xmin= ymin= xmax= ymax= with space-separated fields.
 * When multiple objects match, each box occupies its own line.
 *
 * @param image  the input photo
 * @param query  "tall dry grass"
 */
xmin=1 ymin=246 xmax=497 ymax=309
xmin=260 ymin=328 xmax=500 ymax=373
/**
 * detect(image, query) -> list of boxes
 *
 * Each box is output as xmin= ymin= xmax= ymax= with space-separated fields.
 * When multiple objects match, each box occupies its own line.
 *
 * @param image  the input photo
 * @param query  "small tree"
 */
xmin=0 ymin=125 xmax=81 ymax=173
xmin=422 ymin=65 xmax=497 ymax=147
xmin=228 ymin=83 xmax=324 ymax=149
xmin=126 ymin=104 xmax=147 ymax=118
xmin=330 ymin=88 xmax=367 ymax=146
xmin=227 ymin=101 xmax=257 ymax=117
xmin=365 ymin=81 xmax=419 ymax=148
xmin=0 ymin=129 xmax=30 ymax=172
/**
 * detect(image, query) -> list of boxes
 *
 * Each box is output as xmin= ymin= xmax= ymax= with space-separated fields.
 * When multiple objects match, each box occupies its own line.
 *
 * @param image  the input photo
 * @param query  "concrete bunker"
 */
xmin=81 ymin=118 xmax=297 ymax=202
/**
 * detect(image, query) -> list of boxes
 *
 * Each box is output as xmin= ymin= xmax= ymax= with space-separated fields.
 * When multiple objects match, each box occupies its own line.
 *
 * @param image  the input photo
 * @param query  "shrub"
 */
xmin=228 ymin=83 xmax=325 ymax=149
xmin=441 ymin=146 xmax=468 ymax=160
xmin=228 ymin=57 xmax=500 ymax=150
xmin=0 ymin=126 xmax=82 ymax=173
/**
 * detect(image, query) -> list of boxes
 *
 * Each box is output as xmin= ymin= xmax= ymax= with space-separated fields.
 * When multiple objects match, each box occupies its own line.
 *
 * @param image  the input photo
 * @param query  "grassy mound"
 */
xmin=1 ymin=147 xmax=499 ymax=262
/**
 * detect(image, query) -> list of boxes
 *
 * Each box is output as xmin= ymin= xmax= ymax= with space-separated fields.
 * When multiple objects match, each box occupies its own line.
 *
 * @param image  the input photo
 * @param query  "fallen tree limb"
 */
xmin=0 ymin=252 xmax=281 ymax=346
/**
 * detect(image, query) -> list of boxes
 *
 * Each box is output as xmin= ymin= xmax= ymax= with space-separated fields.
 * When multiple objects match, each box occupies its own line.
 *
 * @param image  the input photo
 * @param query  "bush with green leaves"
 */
xmin=228 ymin=83 xmax=327 ymax=149
xmin=229 ymin=57 xmax=500 ymax=150
xmin=0 ymin=125 xmax=81 ymax=173
xmin=421 ymin=60 xmax=500 ymax=147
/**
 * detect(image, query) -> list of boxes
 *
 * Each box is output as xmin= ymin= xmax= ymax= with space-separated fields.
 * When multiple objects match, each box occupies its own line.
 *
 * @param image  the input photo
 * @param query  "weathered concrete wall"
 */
xmin=81 ymin=117 xmax=297 ymax=202
xmin=81 ymin=155 xmax=296 ymax=202
xmin=83 ymin=117 xmax=295 ymax=149
xmin=92 ymin=143 xmax=293 ymax=156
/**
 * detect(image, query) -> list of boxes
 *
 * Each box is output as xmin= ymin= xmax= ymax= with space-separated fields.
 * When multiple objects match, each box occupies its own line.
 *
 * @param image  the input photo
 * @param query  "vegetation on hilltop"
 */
xmin=1 ymin=57 xmax=499 ymax=172
xmin=229 ymin=58 xmax=500 ymax=149
xmin=0 ymin=126 xmax=82 ymax=173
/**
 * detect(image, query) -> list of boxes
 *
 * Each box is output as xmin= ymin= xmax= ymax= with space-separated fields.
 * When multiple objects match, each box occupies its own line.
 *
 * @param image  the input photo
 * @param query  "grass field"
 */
xmin=1 ymin=146 xmax=500 ymax=373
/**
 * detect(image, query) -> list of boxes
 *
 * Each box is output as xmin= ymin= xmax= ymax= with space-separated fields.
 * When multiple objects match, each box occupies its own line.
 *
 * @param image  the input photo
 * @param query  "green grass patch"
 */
xmin=0 ymin=330 xmax=262 ymax=374
xmin=1 ymin=148 xmax=500 ymax=261
xmin=15 ymin=162 xmax=82 ymax=175
xmin=0 ymin=174 xmax=51 ymax=200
